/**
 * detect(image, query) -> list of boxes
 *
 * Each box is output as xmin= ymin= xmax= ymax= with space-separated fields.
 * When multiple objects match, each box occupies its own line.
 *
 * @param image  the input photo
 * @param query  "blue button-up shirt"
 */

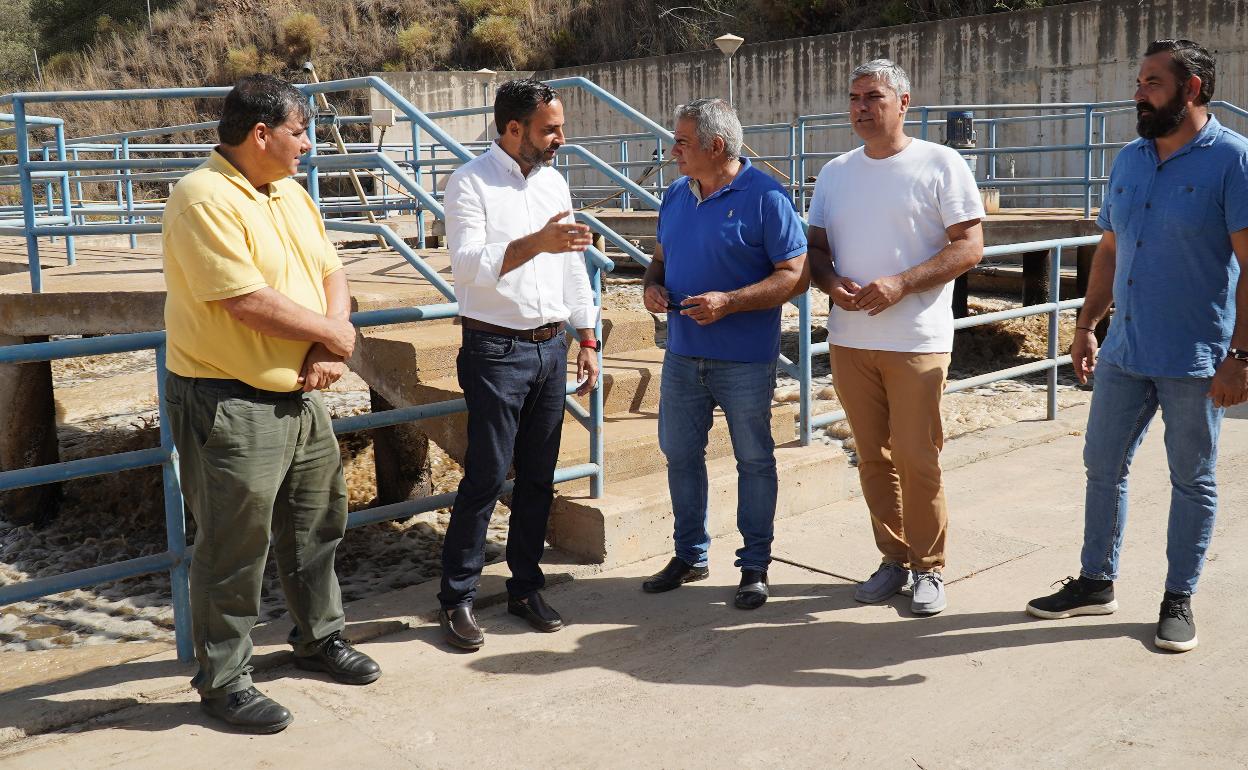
xmin=657 ymin=157 xmax=807 ymax=363
xmin=1097 ymin=115 xmax=1248 ymax=378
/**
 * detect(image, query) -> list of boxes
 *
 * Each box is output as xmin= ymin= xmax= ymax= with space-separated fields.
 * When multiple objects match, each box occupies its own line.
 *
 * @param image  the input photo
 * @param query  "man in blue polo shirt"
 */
xmin=639 ymin=97 xmax=808 ymax=609
xmin=1027 ymin=40 xmax=1248 ymax=652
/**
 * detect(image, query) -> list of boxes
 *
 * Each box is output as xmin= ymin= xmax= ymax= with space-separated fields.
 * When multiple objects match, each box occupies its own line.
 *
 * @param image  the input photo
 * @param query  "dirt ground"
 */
xmin=0 ymin=286 xmax=1089 ymax=651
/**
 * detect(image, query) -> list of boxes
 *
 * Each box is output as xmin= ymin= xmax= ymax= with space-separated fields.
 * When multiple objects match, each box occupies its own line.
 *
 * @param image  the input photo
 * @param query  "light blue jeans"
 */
xmin=1080 ymin=362 xmax=1223 ymax=595
xmin=658 ymin=351 xmax=778 ymax=572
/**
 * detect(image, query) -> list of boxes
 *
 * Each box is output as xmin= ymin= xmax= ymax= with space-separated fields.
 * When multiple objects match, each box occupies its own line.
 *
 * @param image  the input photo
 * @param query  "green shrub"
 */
xmin=396 ymin=21 xmax=434 ymax=58
xmin=280 ymin=12 xmax=328 ymax=60
xmin=44 ymin=51 xmax=77 ymax=77
xmin=223 ymin=45 xmax=283 ymax=81
xmin=470 ymin=14 xmax=525 ymax=68
xmin=459 ymin=0 xmax=528 ymax=19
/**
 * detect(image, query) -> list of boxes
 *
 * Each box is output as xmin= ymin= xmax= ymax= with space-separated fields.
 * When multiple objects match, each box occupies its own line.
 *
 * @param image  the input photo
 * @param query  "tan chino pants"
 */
xmin=831 ymin=345 xmax=950 ymax=572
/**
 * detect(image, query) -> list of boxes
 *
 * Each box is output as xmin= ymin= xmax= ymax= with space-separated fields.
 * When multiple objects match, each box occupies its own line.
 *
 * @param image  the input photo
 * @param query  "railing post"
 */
xmin=796 ymin=118 xmax=806 ymax=215
xmin=155 ymin=344 xmax=193 ymax=662
xmin=1098 ymin=111 xmax=1109 ymax=208
xmin=14 ymin=98 xmax=41 ymax=293
xmin=590 ymin=265 xmax=605 ymax=498
xmin=1047 ymin=245 xmax=1061 ymax=420
xmin=988 ymin=119 xmax=998 ymax=183
xmin=788 ymin=122 xmax=798 ymax=207
xmin=413 ymin=125 xmax=424 ymax=245
xmin=122 ymin=137 xmax=137 ymax=249
xmin=920 ymin=107 xmax=930 ymax=141
xmin=55 ymin=123 xmax=75 ymax=265
xmin=72 ymin=147 xmax=85 ymax=226
xmin=1083 ymin=105 xmax=1094 ymax=218
xmin=619 ymin=139 xmax=629 ymax=210
xmin=655 ymin=134 xmax=665 ymax=191
xmin=307 ymin=94 xmax=320 ymax=206
xmin=797 ymin=289 xmax=813 ymax=446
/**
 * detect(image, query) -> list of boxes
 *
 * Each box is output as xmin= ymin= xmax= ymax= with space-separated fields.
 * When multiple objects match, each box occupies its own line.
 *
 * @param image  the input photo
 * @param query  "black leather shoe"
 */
xmin=734 ymin=569 xmax=769 ymax=610
xmin=293 ymin=631 xmax=382 ymax=685
xmin=508 ymin=591 xmax=564 ymax=632
xmin=440 ymin=605 xmax=484 ymax=650
xmin=200 ymin=686 xmax=293 ymax=734
xmin=642 ymin=557 xmax=710 ymax=593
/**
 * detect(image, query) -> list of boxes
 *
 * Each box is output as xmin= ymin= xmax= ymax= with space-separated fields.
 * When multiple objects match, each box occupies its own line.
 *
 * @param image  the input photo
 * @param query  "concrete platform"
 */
xmin=5 ymin=400 xmax=1247 ymax=766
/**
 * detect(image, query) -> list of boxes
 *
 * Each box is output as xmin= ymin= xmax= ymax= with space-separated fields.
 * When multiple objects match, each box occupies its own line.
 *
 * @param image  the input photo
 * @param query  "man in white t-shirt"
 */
xmin=808 ymin=59 xmax=984 ymax=615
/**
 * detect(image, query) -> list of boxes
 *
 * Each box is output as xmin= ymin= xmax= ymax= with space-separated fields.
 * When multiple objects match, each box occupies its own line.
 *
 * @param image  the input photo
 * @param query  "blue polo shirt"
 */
xmin=1097 ymin=115 xmax=1248 ymax=378
xmin=657 ymin=158 xmax=807 ymax=363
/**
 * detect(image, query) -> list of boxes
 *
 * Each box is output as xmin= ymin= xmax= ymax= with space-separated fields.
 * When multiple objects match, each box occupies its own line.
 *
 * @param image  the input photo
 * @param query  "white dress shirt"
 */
xmin=444 ymin=142 xmax=598 ymax=330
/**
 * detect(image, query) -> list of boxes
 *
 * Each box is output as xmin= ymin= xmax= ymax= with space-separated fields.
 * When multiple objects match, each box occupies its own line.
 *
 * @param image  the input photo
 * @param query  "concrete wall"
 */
xmin=374 ymin=0 xmax=1248 ymax=204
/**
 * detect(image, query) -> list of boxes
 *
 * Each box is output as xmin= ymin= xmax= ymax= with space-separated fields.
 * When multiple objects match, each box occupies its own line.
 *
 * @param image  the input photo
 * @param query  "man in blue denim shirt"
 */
xmin=639 ymin=98 xmax=808 ymax=609
xmin=1027 ymin=40 xmax=1248 ymax=652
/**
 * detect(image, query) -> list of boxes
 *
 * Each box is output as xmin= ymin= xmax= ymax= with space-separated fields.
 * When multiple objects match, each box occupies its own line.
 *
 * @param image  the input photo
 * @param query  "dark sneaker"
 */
xmin=1026 ymin=576 xmax=1118 ymax=619
xmin=1155 ymin=593 xmax=1198 ymax=652
xmin=200 ymin=686 xmax=293 ymax=734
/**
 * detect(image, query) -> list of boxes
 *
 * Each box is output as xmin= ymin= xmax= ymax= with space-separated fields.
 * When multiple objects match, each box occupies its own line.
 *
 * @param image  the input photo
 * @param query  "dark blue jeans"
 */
xmin=658 ymin=351 xmax=778 ymax=572
xmin=438 ymin=329 xmax=569 ymax=608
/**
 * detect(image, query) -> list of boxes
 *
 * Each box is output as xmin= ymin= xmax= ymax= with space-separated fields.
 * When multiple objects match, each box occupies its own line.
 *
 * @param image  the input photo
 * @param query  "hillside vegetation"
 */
xmin=7 ymin=0 xmax=1081 ymax=137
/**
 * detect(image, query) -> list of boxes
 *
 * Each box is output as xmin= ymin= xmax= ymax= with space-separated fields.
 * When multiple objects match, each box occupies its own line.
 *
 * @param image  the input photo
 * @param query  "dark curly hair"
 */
xmin=1145 ymin=39 xmax=1216 ymax=105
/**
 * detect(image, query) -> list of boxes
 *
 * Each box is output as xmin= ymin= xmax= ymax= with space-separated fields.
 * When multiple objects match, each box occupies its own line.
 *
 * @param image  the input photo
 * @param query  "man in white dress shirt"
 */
xmin=437 ymin=78 xmax=600 ymax=650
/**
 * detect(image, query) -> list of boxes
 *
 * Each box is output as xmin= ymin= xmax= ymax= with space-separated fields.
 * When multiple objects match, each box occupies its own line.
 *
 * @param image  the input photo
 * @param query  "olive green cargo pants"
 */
xmin=166 ymin=374 xmax=347 ymax=698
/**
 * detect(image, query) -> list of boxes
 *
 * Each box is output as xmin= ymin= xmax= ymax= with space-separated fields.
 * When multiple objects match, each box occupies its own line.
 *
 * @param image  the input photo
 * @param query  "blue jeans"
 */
xmin=658 ymin=351 xmax=778 ymax=572
xmin=1080 ymin=361 xmax=1223 ymax=595
xmin=438 ymin=329 xmax=569 ymax=608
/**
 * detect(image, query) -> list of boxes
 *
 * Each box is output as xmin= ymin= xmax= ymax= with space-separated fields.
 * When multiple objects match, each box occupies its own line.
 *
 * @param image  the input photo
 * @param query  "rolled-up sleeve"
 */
xmin=563 ymin=249 xmax=598 ymax=329
xmin=445 ymin=171 xmax=507 ymax=288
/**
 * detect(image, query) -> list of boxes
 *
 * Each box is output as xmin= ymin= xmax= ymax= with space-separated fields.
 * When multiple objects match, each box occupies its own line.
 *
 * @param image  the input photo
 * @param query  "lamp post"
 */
xmin=471 ymin=68 xmax=496 ymax=136
xmin=714 ymin=34 xmax=744 ymax=105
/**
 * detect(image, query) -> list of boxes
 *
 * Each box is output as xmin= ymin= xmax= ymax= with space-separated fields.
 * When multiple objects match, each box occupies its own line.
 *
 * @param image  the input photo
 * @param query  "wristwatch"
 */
xmin=1229 ymin=347 xmax=1248 ymax=361
xmin=580 ymin=339 xmax=601 ymax=352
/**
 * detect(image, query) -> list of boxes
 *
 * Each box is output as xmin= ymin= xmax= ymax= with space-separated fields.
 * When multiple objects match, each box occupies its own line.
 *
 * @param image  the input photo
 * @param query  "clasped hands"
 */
xmin=642 ymin=284 xmax=732 ymax=325
xmin=828 ymin=274 xmax=906 ymax=315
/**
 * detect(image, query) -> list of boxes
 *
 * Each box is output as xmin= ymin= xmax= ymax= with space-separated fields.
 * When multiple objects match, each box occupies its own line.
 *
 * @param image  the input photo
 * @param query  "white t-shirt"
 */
xmin=807 ymin=139 xmax=984 ymax=353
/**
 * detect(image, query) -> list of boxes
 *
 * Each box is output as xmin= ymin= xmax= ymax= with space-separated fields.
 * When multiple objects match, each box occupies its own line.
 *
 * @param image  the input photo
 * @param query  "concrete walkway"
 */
xmin=3 ymin=400 xmax=1247 ymax=768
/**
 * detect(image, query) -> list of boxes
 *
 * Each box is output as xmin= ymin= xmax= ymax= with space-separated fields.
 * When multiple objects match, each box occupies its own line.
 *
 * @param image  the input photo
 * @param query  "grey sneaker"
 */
xmin=1154 ymin=593 xmax=1197 ymax=653
xmin=911 ymin=571 xmax=947 ymax=615
xmin=854 ymin=562 xmax=911 ymax=603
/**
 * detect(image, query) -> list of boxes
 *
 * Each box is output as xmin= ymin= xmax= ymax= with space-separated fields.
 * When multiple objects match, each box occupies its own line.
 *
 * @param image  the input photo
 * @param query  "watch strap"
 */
xmin=1229 ymin=347 xmax=1248 ymax=361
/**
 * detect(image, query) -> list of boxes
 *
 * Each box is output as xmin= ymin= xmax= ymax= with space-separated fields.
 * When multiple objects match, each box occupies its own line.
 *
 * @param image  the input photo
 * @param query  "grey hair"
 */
xmin=850 ymin=59 xmax=911 ymax=97
xmin=673 ymin=98 xmax=743 ymax=159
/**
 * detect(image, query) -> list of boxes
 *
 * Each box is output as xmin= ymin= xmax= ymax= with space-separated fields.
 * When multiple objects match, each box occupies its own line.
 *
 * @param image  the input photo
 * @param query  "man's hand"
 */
xmin=1210 ymin=357 xmax=1248 ymax=408
xmin=853 ymin=274 xmax=906 ymax=315
xmin=298 ymin=343 xmax=347 ymax=392
xmin=533 ymin=211 xmax=593 ymax=254
xmin=643 ymin=283 xmax=670 ymax=314
xmin=828 ymin=276 xmax=862 ymax=311
xmin=322 ymin=317 xmax=357 ymax=359
xmin=575 ymin=344 xmax=600 ymax=397
xmin=1071 ymin=328 xmax=1099 ymax=385
xmin=680 ymin=291 xmax=733 ymax=325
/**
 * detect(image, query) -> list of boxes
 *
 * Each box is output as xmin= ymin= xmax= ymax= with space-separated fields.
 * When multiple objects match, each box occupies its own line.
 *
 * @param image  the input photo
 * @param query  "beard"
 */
xmin=1136 ymin=88 xmax=1189 ymax=139
xmin=518 ymin=133 xmax=559 ymax=168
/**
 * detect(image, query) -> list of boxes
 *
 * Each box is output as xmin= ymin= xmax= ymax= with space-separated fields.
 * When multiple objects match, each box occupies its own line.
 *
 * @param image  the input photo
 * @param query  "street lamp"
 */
xmin=714 ymin=34 xmax=744 ymax=106
xmin=471 ymin=68 xmax=496 ymax=136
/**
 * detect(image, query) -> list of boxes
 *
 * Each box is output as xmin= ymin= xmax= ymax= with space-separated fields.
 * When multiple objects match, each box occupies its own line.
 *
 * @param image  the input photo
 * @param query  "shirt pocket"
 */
xmin=1162 ymin=184 xmax=1218 ymax=236
xmin=1105 ymin=183 xmax=1137 ymax=233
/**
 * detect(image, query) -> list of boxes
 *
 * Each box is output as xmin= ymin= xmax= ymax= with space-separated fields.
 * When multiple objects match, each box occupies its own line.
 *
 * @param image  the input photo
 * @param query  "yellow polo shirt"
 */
xmin=162 ymin=151 xmax=343 ymax=391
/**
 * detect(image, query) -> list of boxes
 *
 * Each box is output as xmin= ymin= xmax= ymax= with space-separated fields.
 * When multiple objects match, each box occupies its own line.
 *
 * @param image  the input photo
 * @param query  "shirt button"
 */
xmin=1125 ymin=315 xmax=1132 ymax=322
xmin=1136 ymin=240 xmax=1143 ymax=247
xmin=1127 ymin=279 xmax=1133 ymax=286
xmin=1144 ymin=202 xmax=1151 ymax=209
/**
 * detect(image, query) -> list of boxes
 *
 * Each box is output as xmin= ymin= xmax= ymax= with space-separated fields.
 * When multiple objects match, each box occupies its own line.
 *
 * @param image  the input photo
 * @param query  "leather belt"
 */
xmin=461 ymin=317 xmax=563 ymax=342
xmin=174 ymin=373 xmax=303 ymax=400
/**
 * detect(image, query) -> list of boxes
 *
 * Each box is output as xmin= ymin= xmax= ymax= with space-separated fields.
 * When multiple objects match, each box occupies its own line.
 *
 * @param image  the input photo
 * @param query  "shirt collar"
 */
xmin=686 ymin=156 xmax=753 ymax=202
xmin=206 ymin=149 xmax=283 ymax=202
xmin=487 ymin=140 xmax=543 ymax=180
xmin=1137 ymin=114 xmax=1222 ymax=162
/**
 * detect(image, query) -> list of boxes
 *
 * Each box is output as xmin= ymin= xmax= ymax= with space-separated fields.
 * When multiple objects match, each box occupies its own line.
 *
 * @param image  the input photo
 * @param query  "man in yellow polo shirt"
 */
xmin=163 ymin=74 xmax=380 ymax=735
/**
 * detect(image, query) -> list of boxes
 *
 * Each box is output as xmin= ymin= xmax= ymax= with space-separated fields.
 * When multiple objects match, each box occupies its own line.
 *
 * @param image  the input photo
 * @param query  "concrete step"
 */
xmin=548 ymin=440 xmax=848 ymax=565
xmin=399 ymin=358 xmax=796 ymax=487
xmin=353 ymin=310 xmax=659 ymax=393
